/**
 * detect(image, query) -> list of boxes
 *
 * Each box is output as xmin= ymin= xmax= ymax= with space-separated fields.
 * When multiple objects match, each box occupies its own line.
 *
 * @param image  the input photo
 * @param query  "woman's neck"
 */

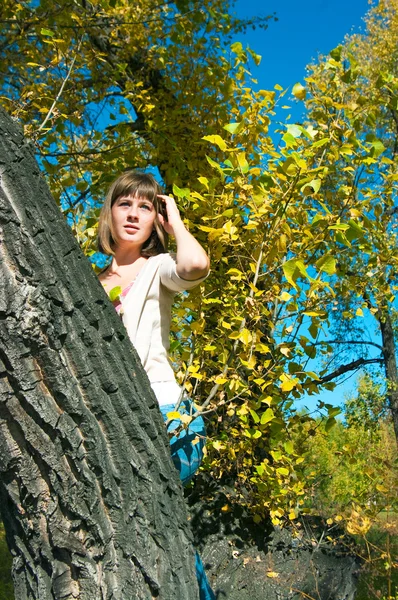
xmin=109 ymin=246 xmax=145 ymax=274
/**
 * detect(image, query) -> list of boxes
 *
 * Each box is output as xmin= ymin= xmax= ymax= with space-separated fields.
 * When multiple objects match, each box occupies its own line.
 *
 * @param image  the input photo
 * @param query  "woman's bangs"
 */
xmin=113 ymin=180 xmax=157 ymax=204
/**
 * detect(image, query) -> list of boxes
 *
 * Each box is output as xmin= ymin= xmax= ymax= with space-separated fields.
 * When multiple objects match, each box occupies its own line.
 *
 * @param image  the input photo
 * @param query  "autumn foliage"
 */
xmin=0 ymin=0 xmax=397 ymax=535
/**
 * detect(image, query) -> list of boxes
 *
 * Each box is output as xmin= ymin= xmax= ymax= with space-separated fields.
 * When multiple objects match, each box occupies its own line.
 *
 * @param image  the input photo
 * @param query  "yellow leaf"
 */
xmin=166 ymin=411 xmax=181 ymax=421
xmin=277 ymin=467 xmax=289 ymax=476
xmin=228 ymin=331 xmax=241 ymax=340
xmin=224 ymin=220 xmax=238 ymax=236
xmin=292 ymin=82 xmax=306 ymax=100
xmin=212 ymin=441 xmax=226 ymax=451
xmin=202 ymin=134 xmax=228 ymax=152
xmin=239 ymin=328 xmax=252 ymax=345
xmin=279 ymin=345 xmax=291 ymax=357
xmin=179 ymin=413 xmax=192 ymax=425
xmin=376 ymin=484 xmax=388 ymax=493
xmin=356 ymin=308 xmax=364 ymax=317
xmin=267 ymin=571 xmax=279 ymax=578
xmin=226 ymin=268 xmax=243 ymax=280
xmin=280 ymin=291 xmax=292 ymax=302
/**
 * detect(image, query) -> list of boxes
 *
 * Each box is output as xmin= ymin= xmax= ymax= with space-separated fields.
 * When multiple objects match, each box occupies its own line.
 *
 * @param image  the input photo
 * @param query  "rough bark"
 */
xmin=0 ymin=107 xmax=198 ymax=599
xmin=380 ymin=311 xmax=398 ymax=443
xmin=188 ymin=488 xmax=359 ymax=600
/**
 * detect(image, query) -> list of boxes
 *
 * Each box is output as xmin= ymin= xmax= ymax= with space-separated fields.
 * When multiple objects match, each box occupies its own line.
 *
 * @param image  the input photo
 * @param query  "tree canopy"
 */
xmin=0 ymin=0 xmax=397 ymax=528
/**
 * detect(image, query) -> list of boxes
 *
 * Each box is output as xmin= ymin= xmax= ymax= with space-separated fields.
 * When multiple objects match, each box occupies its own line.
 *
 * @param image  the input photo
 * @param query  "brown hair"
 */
xmin=97 ymin=171 xmax=168 ymax=256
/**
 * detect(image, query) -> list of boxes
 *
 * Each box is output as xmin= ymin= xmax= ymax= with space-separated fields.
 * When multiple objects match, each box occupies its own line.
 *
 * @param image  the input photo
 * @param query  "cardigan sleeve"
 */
xmin=159 ymin=253 xmax=208 ymax=292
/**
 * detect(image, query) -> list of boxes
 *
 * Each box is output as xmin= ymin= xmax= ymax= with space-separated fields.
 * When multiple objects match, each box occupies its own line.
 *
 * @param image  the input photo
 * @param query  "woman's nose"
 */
xmin=127 ymin=205 xmax=138 ymax=219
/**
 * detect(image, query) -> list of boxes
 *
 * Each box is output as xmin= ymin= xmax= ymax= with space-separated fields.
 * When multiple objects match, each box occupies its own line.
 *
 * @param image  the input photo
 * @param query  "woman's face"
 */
xmin=111 ymin=194 xmax=157 ymax=249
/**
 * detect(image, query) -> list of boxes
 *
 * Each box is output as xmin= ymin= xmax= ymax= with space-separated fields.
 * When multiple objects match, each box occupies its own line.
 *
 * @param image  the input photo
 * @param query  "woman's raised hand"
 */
xmin=157 ymin=195 xmax=185 ymax=236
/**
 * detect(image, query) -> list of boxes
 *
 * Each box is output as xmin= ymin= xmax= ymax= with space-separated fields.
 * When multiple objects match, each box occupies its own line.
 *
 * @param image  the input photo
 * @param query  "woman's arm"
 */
xmin=158 ymin=195 xmax=210 ymax=281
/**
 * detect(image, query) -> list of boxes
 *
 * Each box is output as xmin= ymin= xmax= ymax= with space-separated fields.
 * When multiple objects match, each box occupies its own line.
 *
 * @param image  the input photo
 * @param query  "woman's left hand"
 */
xmin=157 ymin=195 xmax=185 ymax=236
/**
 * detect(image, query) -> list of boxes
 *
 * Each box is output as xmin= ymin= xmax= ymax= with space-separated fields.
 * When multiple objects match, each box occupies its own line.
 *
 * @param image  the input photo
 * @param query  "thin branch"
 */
xmin=317 ymin=357 xmax=384 ymax=384
xmin=40 ymin=138 xmax=138 ymax=158
xmin=38 ymin=38 xmax=83 ymax=132
xmin=312 ymin=339 xmax=384 ymax=352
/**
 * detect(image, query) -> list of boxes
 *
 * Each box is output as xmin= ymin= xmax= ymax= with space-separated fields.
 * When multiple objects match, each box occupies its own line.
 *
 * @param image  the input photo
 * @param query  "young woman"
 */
xmin=98 ymin=171 xmax=215 ymax=599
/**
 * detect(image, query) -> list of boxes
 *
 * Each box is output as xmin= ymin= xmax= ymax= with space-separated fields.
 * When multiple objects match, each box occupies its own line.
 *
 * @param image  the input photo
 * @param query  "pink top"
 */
xmin=113 ymin=280 xmax=135 ymax=314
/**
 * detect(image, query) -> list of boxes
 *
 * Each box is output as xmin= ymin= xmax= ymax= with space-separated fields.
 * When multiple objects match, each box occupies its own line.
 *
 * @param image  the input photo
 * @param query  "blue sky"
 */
xmin=234 ymin=0 xmax=370 ymax=92
xmin=233 ymin=0 xmax=373 ymax=412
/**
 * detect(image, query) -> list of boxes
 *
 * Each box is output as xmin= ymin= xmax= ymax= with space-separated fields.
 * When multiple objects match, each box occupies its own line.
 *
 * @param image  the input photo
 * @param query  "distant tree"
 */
xmin=301 ymin=0 xmax=398 ymax=441
xmin=345 ymin=373 xmax=389 ymax=430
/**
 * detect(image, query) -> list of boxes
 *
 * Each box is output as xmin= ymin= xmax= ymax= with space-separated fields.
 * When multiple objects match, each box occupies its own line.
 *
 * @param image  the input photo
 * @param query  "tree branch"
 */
xmin=312 ymin=339 xmax=384 ymax=352
xmin=318 ymin=357 xmax=384 ymax=384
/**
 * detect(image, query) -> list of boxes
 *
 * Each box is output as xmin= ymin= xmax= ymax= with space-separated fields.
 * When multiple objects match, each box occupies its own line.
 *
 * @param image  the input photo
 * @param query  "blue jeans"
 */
xmin=160 ymin=401 xmax=216 ymax=600
xmin=160 ymin=400 xmax=206 ymax=486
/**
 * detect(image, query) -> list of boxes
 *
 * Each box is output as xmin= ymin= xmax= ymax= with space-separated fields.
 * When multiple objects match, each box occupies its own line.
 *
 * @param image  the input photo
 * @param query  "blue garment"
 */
xmin=160 ymin=401 xmax=216 ymax=600
xmin=160 ymin=401 xmax=206 ymax=486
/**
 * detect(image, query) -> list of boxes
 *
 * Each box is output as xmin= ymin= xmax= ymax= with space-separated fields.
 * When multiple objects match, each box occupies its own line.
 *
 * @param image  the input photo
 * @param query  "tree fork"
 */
xmin=0 ymin=107 xmax=198 ymax=599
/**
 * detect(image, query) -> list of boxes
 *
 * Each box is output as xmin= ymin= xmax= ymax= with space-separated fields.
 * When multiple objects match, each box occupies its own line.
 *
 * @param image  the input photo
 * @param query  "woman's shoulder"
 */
xmin=148 ymin=252 xmax=174 ymax=267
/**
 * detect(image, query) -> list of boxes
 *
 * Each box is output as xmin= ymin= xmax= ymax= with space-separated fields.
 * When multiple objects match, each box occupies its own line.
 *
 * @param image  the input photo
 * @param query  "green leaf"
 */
xmin=277 ymin=467 xmax=289 ymax=476
xmin=312 ymin=137 xmax=330 ymax=148
xmin=325 ymin=417 xmax=337 ymax=432
xmin=205 ymin=155 xmax=225 ymax=178
xmin=330 ymin=45 xmax=342 ymax=61
xmin=41 ymin=28 xmax=55 ymax=37
xmin=109 ymin=286 xmax=122 ymax=302
xmin=283 ymin=259 xmax=299 ymax=288
xmin=346 ymin=219 xmax=364 ymax=241
xmin=316 ymin=255 xmax=336 ymax=275
xmin=301 ymin=179 xmax=321 ymax=196
xmin=309 ymin=322 xmax=318 ymax=339
xmin=284 ymin=441 xmax=294 ymax=454
xmin=249 ymin=409 xmax=260 ymax=424
xmin=370 ymin=140 xmax=385 ymax=157
xmin=172 ymin=184 xmax=190 ymax=198
xmin=282 ymin=133 xmax=298 ymax=149
xmin=327 ymin=406 xmax=341 ymax=418
xmin=223 ymin=122 xmax=242 ymax=134
xmin=248 ymin=48 xmax=262 ymax=66
xmin=285 ymin=124 xmax=303 ymax=138
xmin=261 ymin=408 xmax=275 ymax=425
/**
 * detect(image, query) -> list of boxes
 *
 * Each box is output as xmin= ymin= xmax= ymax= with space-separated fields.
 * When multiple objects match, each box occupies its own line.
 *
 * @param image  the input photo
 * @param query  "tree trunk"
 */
xmin=0 ymin=107 xmax=198 ymax=599
xmin=379 ymin=310 xmax=398 ymax=443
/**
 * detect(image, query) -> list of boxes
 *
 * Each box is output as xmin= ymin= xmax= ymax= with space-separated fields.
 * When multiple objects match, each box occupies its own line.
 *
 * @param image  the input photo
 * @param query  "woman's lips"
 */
xmin=124 ymin=225 xmax=139 ymax=232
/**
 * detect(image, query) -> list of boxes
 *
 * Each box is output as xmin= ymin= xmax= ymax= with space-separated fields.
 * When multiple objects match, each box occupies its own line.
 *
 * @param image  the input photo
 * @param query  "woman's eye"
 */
xmin=141 ymin=204 xmax=151 ymax=211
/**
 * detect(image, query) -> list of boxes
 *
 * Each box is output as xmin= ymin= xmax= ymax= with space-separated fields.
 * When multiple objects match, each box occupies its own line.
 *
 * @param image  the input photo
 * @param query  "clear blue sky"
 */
xmin=233 ymin=0 xmax=373 ymax=413
xmin=234 ymin=0 xmax=370 ymax=91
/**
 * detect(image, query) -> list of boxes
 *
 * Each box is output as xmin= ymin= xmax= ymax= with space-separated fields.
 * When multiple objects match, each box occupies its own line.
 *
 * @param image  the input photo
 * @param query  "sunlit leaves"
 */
xmin=292 ymin=82 xmax=306 ymax=100
xmin=2 ymin=0 xmax=397 ymax=527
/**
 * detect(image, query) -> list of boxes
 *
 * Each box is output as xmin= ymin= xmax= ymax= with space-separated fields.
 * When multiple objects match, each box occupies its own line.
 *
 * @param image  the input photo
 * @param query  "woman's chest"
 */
xmin=101 ymin=273 xmax=135 ymax=294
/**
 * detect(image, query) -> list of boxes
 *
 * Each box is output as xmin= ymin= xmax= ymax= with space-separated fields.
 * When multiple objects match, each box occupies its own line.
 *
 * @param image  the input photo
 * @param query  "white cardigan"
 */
xmin=120 ymin=253 xmax=206 ymax=384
